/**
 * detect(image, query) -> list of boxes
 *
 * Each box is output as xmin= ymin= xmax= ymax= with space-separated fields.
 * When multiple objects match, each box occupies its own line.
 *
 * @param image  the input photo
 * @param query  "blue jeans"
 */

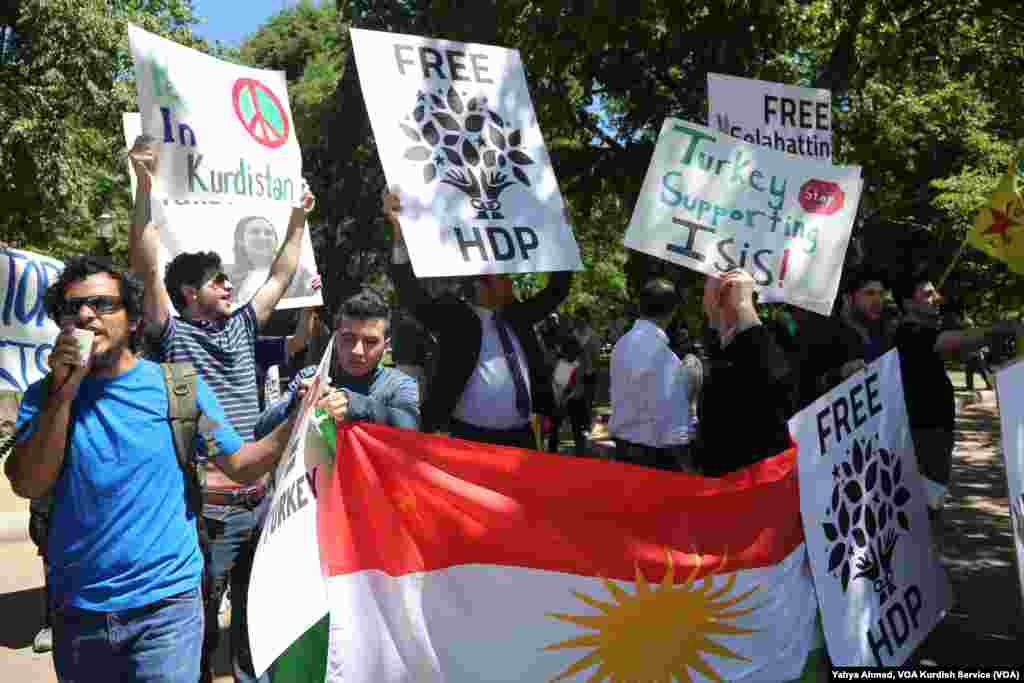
xmin=200 ymin=501 xmax=269 ymax=683
xmin=52 ymin=588 xmax=203 ymax=683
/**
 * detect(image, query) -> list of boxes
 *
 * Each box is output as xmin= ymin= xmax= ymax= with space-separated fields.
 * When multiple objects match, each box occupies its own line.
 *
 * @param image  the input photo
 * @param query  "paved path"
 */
xmin=2 ymin=387 xmax=1020 ymax=679
xmin=913 ymin=389 xmax=1022 ymax=664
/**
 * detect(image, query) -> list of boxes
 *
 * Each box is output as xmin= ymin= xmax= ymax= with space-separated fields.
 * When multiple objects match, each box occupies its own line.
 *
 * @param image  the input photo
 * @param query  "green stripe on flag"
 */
xmin=787 ymin=610 xmax=830 ymax=682
xmin=270 ymin=615 xmax=328 ymax=683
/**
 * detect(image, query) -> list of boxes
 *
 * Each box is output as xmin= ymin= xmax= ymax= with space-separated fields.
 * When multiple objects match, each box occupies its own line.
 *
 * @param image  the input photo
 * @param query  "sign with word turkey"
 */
xmin=625 ymin=118 xmax=862 ymax=315
xmin=350 ymin=28 xmax=582 ymax=277
xmin=128 ymin=24 xmax=303 ymax=206
xmin=789 ymin=349 xmax=952 ymax=666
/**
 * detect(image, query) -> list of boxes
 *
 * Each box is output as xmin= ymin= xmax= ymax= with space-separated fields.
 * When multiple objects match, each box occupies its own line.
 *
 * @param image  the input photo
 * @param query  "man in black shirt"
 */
xmin=693 ymin=270 xmax=796 ymax=476
xmin=894 ymin=272 xmax=1023 ymax=543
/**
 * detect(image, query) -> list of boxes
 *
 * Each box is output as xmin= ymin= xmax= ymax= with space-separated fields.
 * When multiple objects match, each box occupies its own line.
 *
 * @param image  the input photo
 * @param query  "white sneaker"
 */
xmin=32 ymin=626 xmax=52 ymax=653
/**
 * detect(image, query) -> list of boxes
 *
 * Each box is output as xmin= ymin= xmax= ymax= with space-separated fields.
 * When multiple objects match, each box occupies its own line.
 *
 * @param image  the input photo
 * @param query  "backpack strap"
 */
xmin=161 ymin=362 xmax=211 ymax=583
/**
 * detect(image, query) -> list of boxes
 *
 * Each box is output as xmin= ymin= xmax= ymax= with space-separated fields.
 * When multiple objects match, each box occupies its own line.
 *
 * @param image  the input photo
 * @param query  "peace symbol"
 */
xmin=232 ymin=78 xmax=291 ymax=149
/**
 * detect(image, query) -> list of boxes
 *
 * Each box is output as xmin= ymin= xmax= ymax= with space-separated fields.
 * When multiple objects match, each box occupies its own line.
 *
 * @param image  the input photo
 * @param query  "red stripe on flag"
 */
xmin=317 ymin=424 xmax=803 ymax=584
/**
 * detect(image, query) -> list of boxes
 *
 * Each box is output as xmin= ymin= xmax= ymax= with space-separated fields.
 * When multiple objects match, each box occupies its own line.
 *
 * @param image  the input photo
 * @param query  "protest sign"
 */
xmin=789 ymin=349 xmax=952 ymax=666
xmin=248 ymin=339 xmax=335 ymax=676
xmin=123 ymin=113 xmax=322 ymax=311
xmin=349 ymin=28 xmax=582 ymax=277
xmin=708 ymin=73 xmax=833 ymax=162
xmin=624 ymin=118 xmax=863 ymax=315
xmin=0 ymin=249 xmax=63 ymax=392
xmin=994 ymin=359 xmax=1024 ymax=606
xmin=128 ymin=24 xmax=302 ymax=206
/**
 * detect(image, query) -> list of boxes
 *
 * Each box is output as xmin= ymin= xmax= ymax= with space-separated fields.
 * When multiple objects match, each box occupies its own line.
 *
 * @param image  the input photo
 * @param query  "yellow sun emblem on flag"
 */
xmin=544 ymin=553 xmax=760 ymax=682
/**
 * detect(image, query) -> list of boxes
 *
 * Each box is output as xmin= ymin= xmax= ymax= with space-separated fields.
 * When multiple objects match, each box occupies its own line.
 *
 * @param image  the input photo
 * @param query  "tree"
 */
xmin=0 ymin=0 xmax=206 ymax=261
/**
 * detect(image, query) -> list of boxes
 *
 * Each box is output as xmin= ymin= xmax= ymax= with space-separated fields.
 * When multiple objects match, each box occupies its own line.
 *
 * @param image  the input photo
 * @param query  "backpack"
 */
xmin=160 ymin=362 xmax=211 ymax=581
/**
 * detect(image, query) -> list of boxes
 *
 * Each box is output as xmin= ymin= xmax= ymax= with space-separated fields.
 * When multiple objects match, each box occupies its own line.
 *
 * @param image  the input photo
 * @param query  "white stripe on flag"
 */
xmin=326 ymin=545 xmax=817 ymax=682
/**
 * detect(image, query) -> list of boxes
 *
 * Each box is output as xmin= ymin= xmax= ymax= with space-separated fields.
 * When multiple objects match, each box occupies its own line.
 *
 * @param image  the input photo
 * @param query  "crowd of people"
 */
xmin=2 ymin=137 xmax=1023 ymax=682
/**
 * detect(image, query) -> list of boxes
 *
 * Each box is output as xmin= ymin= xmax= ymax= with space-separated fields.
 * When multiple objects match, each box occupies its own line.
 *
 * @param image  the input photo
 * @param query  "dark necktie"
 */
xmin=493 ymin=315 xmax=531 ymax=420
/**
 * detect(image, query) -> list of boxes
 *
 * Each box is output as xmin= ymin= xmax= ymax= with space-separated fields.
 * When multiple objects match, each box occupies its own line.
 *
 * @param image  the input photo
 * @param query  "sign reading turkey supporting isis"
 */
xmin=708 ymin=73 xmax=833 ymax=162
xmin=789 ymin=349 xmax=952 ymax=666
xmin=128 ymin=24 xmax=303 ymax=205
xmin=994 ymin=359 xmax=1024 ymax=606
xmin=1 ymin=250 xmax=63 ymax=392
xmin=624 ymin=119 xmax=863 ymax=316
xmin=349 ymin=28 xmax=583 ymax=277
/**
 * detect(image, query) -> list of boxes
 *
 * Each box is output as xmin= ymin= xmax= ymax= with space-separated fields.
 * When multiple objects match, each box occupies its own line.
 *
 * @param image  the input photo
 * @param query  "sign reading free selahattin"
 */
xmin=350 ymin=28 xmax=582 ymax=277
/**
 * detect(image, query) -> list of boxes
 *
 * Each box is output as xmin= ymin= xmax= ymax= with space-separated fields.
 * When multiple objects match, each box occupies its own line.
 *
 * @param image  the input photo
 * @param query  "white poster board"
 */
xmin=995 ymin=359 xmax=1024 ymax=607
xmin=349 ymin=27 xmax=583 ymax=277
xmin=789 ymin=349 xmax=952 ymax=666
xmin=123 ymin=113 xmax=321 ymax=311
xmin=248 ymin=339 xmax=335 ymax=676
xmin=0 ymin=249 xmax=63 ymax=392
xmin=708 ymin=73 xmax=833 ymax=162
xmin=624 ymin=118 xmax=862 ymax=316
xmin=128 ymin=24 xmax=302 ymax=204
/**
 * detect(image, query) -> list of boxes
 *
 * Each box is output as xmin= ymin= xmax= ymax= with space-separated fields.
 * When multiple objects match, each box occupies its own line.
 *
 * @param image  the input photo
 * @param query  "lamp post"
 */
xmin=96 ymin=213 xmax=115 ymax=257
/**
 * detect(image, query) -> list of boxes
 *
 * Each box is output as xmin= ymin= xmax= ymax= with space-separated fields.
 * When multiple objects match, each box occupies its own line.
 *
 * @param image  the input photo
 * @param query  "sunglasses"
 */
xmin=56 ymin=295 xmax=124 ymax=319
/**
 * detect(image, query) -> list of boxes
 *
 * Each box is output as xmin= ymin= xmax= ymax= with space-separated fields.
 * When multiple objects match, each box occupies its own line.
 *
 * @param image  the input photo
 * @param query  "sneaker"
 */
xmin=32 ymin=626 xmax=52 ymax=653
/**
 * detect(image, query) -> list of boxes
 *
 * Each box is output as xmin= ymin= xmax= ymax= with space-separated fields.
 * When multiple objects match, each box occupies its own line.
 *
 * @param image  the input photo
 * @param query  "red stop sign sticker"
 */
xmin=799 ymin=179 xmax=845 ymax=215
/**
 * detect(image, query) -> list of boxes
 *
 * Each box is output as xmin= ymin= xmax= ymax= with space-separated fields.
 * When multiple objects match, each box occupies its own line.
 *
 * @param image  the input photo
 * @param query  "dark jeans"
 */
xmin=52 ymin=588 xmax=203 ymax=683
xmin=548 ymin=397 xmax=589 ymax=455
xmin=200 ymin=500 xmax=270 ymax=683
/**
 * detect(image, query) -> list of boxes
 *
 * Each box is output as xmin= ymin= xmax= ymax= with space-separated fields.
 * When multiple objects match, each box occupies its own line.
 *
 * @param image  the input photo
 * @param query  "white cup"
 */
xmin=70 ymin=329 xmax=95 ymax=368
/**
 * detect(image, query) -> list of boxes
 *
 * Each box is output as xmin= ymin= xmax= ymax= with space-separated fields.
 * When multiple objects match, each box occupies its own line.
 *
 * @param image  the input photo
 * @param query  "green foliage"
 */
xmin=0 ymin=0 xmax=205 ymax=261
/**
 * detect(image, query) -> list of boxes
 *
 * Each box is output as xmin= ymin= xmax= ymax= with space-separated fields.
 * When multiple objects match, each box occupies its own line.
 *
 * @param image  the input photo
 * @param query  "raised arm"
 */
xmin=250 ymin=189 xmax=316 ymax=328
xmin=127 ymin=136 xmax=173 ymax=330
xmin=513 ymin=270 xmax=573 ymax=325
xmin=383 ymin=188 xmax=460 ymax=333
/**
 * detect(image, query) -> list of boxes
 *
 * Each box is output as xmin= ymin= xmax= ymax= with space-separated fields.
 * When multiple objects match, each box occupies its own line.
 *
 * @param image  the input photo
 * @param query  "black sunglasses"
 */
xmin=57 ymin=295 xmax=124 ymax=319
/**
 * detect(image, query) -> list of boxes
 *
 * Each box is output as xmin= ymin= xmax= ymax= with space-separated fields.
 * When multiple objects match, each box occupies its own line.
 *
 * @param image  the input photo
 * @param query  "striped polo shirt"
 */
xmin=158 ymin=303 xmax=261 ymax=491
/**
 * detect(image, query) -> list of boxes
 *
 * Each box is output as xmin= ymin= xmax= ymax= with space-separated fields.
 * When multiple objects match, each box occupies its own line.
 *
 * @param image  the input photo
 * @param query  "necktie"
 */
xmin=493 ymin=315 xmax=531 ymax=420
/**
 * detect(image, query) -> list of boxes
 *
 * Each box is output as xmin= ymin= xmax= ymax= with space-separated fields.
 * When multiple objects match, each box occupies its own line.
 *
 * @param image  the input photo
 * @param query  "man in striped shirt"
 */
xmin=128 ymin=138 xmax=315 ymax=683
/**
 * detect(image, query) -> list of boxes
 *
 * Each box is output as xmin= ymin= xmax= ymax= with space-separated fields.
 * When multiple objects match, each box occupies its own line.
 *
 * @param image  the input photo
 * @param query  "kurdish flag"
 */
xmin=969 ymin=148 xmax=1024 ymax=273
xmin=301 ymin=423 xmax=823 ymax=682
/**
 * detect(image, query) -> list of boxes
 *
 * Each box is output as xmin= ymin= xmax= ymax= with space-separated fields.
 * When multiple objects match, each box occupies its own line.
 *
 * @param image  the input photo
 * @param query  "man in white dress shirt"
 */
xmin=608 ymin=278 xmax=692 ymax=471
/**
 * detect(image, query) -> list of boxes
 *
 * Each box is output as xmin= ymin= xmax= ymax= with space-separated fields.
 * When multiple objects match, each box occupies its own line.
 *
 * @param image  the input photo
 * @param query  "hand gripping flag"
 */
xmin=296 ymin=424 xmax=825 ymax=682
xmin=969 ymin=149 xmax=1024 ymax=273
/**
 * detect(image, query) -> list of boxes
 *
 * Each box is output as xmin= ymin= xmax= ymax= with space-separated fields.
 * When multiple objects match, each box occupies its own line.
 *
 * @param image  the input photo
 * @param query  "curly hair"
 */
xmin=337 ymin=288 xmax=391 ymax=335
xmin=43 ymin=255 xmax=146 ymax=352
xmin=164 ymin=251 xmax=223 ymax=312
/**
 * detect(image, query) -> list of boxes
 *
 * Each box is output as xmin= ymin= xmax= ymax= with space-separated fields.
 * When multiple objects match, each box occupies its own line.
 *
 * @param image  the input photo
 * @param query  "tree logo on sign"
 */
xmin=400 ymin=87 xmax=535 ymax=220
xmin=822 ymin=435 xmax=913 ymax=605
xmin=232 ymin=78 xmax=290 ymax=149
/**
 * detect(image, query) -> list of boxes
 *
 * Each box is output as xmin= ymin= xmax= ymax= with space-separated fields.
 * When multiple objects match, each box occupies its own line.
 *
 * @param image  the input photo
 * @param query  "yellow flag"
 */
xmin=969 ymin=149 xmax=1024 ymax=273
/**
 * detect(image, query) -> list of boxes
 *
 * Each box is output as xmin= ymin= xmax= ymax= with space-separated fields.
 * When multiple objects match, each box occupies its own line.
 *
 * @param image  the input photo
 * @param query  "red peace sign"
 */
xmin=232 ymin=78 xmax=291 ymax=149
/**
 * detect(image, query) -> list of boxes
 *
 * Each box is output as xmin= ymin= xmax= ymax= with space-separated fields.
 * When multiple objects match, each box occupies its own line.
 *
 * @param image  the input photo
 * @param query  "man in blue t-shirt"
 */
xmin=4 ymin=257 xmax=296 ymax=683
